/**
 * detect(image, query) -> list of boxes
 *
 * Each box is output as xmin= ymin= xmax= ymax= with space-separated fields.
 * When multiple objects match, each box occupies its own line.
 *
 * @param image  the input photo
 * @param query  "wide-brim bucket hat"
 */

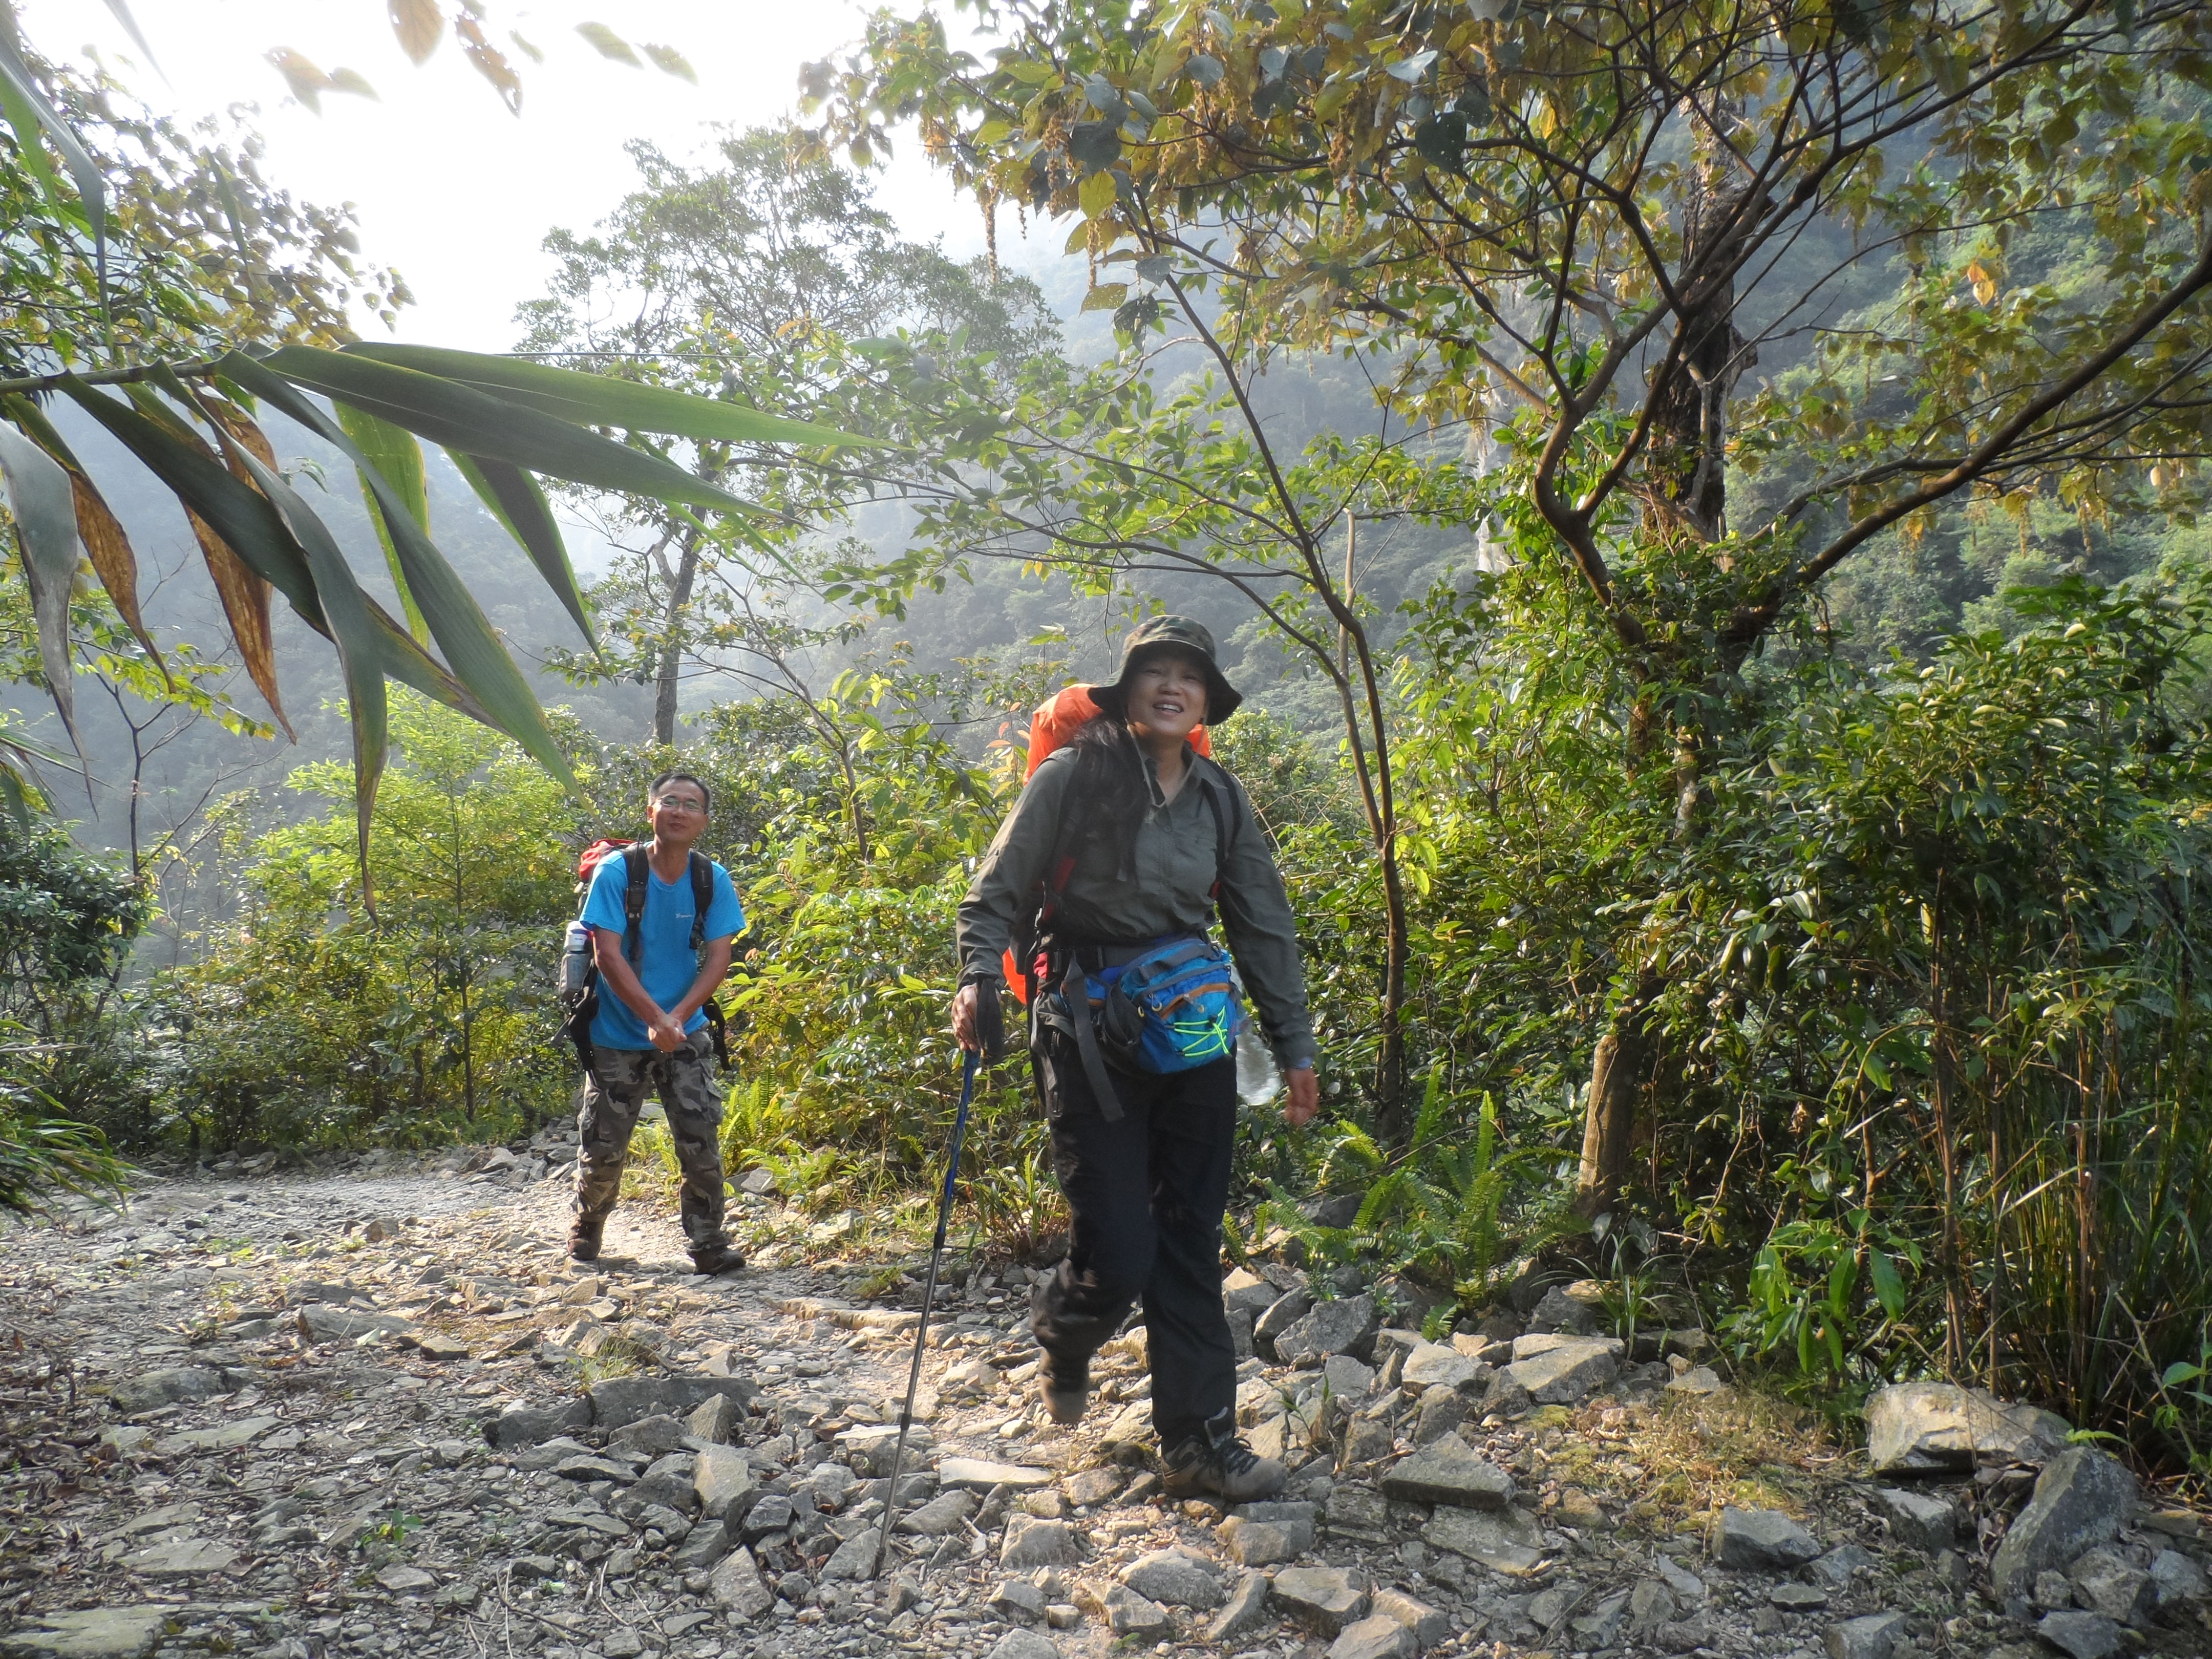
xmin=1087 ymin=614 xmax=1244 ymax=724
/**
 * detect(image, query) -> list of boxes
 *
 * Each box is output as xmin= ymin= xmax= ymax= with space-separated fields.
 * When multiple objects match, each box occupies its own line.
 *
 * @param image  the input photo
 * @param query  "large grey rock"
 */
xmin=1870 ymin=1486 xmax=1959 ymax=1551
xmin=1865 ymin=1382 xmax=2072 ymax=1473
xmin=1324 ymin=1353 xmax=1377 ymax=1399
xmin=692 ymin=1443 xmax=755 ymax=1522
xmin=1254 ymin=1288 xmax=1314 ymax=1357
xmin=119 ymin=1539 xmax=241 ymax=1577
xmin=109 ymin=1368 xmax=224 ymax=1415
xmin=0 ymin=1609 xmax=169 ymax=1658
xmin=1716 ymin=1506 xmax=1822 ymax=1569
xmin=484 ymin=1397 xmax=591 ymax=1448
xmin=587 ymin=1374 xmax=758 ymax=1430
xmin=1271 ymin=1565 xmax=1371 ymax=1634
xmin=1629 ymin=1581 xmax=1679 ymax=1636
xmin=819 ymin=1531 xmax=878 ymax=1581
xmin=1122 ymin=1548 xmax=1224 ymax=1609
xmin=1218 ymin=1502 xmax=1315 ymax=1565
xmin=2152 ymin=1548 xmax=2208 ymax=1609
xmin=1000 ymin=1516 xmax=1081 ymax=1569
xmin=839 ymin=1421 xmax=930 ymax=1476
xmin=686 ymin=1392 xmax=743 ymax=1444
xmin=984 ymin=1633 xmax=1060 ymax=1659
xmin=2036 ymin=1610 xmax=2125 ymax=1659
xmin=2068 ymin=1547 xmax=2155 ymax=1626
xmin=1327 ymin=1615 xmax=1415 ymax=1659
xmin=672 ymin=1519 xmax=730 ymax=1569
xmin=1221 ymin=1269 xmax=1281 ymax=1315
xmin=1653 ymin=1556 xmax=1708 ymax=1605
xmin=609 ymin=1413 xmax=688 ymax=1455
xmin=1421 ymin=1504 xmax=1545 ymax=1575
xmin=1103 ymin=1586 xmax=1172 ymax=1637
xmin=1502 ymin=1334 xmax=1624 ymax=1403
xmin=1526 ymin=1280 xmax=1607 ymax=1335
xmin=1275 ymin=1295 xmax=1380 ymax=1366
xmin=707 ymin=1546 xmax=774 ymax=1617
xmin=941 ymin=1456 xmax=1056 ymax=1492
xmin=1206 ymin=1570 xmax=1271 ymax=1642
xmin=1413 ymin=1385 xmax=1473 ymax=1446
xmin=1371 ymin=1587 xmax=1449 ymax=1645
xmin=1399 ymin=1342 xmax=1481 ymax=1394
xmin=1808 ymin=1543 xmax=1879 ymax=1591
xmin=1991 ymin=1448 xmax=2138 ymax=1599
xmin=295 ymin=1304 xmax=411 ymax=1343
xmin=1824 ymin=1611 xmax=1907 ymax=1659
xmin=898 ymin=1488 xmax=976 ymax=1536
xmin=622 ymin=1453 xmax=698 ymax=1515
xmin=1574 ymin=1591 xmax=1634 ymax=1645
xmin=1325 ymin=1484 xmax=1391 ymax=1541
xmin=1380 ymin=1431 xmax=1515 ymax=1509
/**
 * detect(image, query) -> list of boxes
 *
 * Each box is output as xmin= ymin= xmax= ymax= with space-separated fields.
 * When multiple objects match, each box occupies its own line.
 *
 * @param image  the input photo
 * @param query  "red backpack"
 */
xmin=1001 ymin=686 xmax=1215 ymax=1003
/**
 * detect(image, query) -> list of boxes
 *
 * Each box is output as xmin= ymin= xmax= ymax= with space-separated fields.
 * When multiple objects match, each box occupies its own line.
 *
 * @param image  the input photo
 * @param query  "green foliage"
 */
xmin=152 ymin=691 xmax=577 ymax=1151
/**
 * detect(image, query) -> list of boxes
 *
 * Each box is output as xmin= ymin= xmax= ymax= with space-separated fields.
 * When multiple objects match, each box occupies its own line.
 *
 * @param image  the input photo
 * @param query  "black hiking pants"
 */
xmin=1029 ymin=1029 xmax=1238 ymax=1450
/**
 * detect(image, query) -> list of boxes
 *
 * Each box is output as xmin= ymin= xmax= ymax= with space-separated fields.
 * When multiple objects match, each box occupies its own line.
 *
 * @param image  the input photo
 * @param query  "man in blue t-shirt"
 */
xmin=570 ymin=770 xmax=748 ymax=1274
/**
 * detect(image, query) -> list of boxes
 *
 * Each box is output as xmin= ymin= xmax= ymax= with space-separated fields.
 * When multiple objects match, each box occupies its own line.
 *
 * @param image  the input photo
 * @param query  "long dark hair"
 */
xmin=1062 ymin=713 xmax=1150 ymax=875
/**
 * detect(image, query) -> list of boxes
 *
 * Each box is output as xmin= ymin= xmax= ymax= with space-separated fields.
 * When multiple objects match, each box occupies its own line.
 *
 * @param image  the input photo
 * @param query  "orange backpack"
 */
xmin=1001 ymin=686 xmax=1212 ymax=1002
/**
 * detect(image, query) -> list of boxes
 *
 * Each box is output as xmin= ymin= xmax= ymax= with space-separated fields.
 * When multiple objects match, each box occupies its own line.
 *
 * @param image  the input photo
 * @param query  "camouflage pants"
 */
xmin=572 ymin=1030 xmax=730 ymax=1257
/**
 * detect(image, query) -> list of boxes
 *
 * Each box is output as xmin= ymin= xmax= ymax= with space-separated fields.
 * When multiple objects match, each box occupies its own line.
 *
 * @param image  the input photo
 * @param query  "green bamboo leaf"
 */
xmin=0 ymin=416 xmax=83 ymax=752
xmin=1867 ymin=1248 xmax=1905 ymax=1322
xmin=344 ymin=344 xmax=877 ymax=448
xmin=217 ymin=354 xmax=577 ymax=791
xmin=446 ymin=450 xmax=594 ymax=648
xmin=335 ymin=398 xmax=430 ymax=645
xmin=260 ymin=347 xmax=757 ymax=513
xmin=225 ymin=444 xmax=386 ymax=904
xmin=61 ymin=379 xmax=323 ymax=622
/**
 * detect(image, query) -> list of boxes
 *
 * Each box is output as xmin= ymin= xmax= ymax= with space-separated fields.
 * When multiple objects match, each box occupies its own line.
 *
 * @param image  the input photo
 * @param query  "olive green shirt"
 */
xmin=956 ymin=745 xmax=1316 ymax=1071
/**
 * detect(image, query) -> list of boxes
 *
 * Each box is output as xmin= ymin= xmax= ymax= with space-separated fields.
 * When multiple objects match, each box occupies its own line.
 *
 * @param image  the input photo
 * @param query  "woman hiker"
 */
xmin=952 ymin=615 xmax=1320 ymax=1503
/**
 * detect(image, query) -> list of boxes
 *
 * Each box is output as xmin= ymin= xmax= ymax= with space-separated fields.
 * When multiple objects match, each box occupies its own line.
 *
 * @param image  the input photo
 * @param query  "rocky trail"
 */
xmin=3 ymin=1129 xmax=2209 ymax=1659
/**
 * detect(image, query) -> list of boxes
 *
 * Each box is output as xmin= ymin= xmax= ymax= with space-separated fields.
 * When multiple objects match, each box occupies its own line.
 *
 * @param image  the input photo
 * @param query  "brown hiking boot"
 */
xmin=1160 ymin=1409 xmax=1286 ymax=1502
xmin=568 ymin=1212 xmax=605 ymax=1263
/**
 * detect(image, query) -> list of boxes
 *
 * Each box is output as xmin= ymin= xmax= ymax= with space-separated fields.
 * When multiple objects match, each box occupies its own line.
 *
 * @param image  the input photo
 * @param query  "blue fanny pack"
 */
xmin=1089 ymin=935 xmax=1242 ymax=1074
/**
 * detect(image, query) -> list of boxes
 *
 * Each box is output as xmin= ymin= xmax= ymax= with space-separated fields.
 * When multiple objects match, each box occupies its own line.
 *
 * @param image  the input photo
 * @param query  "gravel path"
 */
xmin=2 ymin=1138 xmax=2206 ymax=1659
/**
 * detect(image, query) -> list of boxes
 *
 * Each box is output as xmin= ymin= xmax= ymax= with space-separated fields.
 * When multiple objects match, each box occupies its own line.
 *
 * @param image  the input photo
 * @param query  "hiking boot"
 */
xmin=1037 ymin=1354 xmax=1090 ymax=1426
xmin=691 ymin=1244 xmax=746 ymax=1277
xmin=1160 ymin=1408 xmax=1285 ymax=1502
xmin=568 ymin=1213 xmax=605 ymax=1263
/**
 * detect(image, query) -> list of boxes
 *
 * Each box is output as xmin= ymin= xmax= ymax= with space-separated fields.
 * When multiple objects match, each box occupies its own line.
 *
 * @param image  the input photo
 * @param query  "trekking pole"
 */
xmin=873 ymin=989 xmax=998 ymax=1580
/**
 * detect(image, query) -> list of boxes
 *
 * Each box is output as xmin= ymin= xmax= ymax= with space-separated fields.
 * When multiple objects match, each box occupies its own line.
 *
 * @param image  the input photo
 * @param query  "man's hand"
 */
xmin=951 ymin=983 xmax=982 ymax=1052
xmin=1284 ymin=1064 xmax=1320 ymax=1126
xmin=646 ymin=1014 xmax=686 ymax=1054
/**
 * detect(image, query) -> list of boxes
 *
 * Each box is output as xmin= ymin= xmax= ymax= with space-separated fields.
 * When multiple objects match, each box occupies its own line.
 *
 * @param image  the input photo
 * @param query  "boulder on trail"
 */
xmin=1990 ymin=1447 xmax=2137 ymax=1600
xmin=1864 ymin=1381 xmax=2071 ymax=1473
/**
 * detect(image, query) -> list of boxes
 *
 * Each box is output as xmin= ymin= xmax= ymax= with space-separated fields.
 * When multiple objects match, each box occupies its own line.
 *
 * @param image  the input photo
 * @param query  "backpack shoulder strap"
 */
xmin=688 ymin=852 xmax=713 ymax=951
xmin=622 ymin=845 xmax=650 ymax=964
xmin=1198 ymin=763 xmax=1243 ymax=896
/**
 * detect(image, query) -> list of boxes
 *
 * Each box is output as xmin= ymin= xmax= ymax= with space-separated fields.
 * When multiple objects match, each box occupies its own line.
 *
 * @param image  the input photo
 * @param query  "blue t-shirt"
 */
xmin=581 ymin=849 xmax=746 ymax=1051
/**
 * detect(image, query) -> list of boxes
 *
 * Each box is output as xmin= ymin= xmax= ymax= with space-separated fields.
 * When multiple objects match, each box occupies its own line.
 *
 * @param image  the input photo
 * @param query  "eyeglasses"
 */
xmin=653 ymin=797 xmax=707 ymax=814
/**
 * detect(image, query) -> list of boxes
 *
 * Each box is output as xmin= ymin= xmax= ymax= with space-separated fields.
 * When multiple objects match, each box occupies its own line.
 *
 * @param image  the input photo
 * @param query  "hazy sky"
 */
xmin=22 ymin=0 xmax=993 ymax=347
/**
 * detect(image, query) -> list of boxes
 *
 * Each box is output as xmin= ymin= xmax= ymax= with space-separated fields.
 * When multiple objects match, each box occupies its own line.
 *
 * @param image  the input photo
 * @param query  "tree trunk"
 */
xmin=1572 ymin=121 xmax=1754 ymax=1210
xmin=652 ymin=525 xmax=704 ymax=746
xmin=1574 ymin=981 xmax=1654 ymax=1218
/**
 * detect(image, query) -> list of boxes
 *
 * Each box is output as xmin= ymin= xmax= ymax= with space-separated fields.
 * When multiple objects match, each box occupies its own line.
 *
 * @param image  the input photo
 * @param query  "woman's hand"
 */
xmin=951 ymin=982 xmax=982 ymax=1052
xmin=1284 ymin=1064 xmax=1320 ymax=1126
